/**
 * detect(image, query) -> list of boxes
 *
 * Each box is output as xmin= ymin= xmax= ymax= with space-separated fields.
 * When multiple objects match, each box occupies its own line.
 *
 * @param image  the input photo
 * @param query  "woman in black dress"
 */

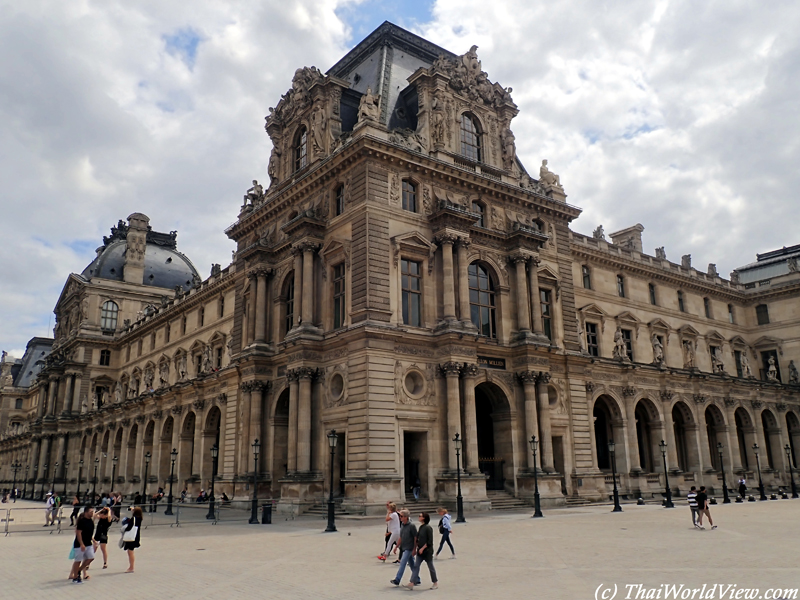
xmin=93 ymin=507 xmax=113 ymax=569
xmin=122 ymin=506 xmax=143 ymax=573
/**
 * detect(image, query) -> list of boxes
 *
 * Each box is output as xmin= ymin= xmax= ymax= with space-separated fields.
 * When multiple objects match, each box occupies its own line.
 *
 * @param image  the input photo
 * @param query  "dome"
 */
xmin=81 ymin=220 xmax=200 ymax=291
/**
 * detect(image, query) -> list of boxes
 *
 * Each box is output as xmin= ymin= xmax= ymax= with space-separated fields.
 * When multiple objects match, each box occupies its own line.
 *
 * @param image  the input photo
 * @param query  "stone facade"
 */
xmin=2 ymin=23 xmax=799 ymax=512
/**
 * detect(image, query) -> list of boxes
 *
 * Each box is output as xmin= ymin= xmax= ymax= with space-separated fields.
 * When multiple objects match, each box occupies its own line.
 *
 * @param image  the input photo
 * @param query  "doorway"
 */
xmin=475 ymin=382 xmax=512 ymax=491
xmin=403 ymin=431 xmax=428 ymax=499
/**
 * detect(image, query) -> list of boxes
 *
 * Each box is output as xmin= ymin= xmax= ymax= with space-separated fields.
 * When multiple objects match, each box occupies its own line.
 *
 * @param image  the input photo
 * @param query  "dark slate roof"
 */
xmin=13 ymin=337 xmax=53 ymax=388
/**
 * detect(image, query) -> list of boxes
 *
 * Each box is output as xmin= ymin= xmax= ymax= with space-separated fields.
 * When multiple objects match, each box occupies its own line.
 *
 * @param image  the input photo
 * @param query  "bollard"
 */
xmin=709 ymin=498 xmax=717 ymax=505
xmin=261 ymin=503 xmax=272 ymax=525
xmin=748 ymin=495 xmax=755 ymax=502
xmin=770 ymin=494 xmax=778 ymax=500
xmin=637 ymin=497 xmax=645 ymax=506
xmin=735 ymin=496 xmax=743 ymax=503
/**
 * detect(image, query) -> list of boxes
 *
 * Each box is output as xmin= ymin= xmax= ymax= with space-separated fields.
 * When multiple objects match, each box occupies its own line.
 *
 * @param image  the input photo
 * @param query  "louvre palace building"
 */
xmin=2 ymin=23 xmax=799 ymax=514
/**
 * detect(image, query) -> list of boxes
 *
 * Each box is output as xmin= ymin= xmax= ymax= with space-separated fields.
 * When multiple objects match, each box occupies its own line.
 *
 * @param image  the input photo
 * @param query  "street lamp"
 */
xmin=453 ymin=433 xmax=465 ymax=523
xmin=142 ymin=451 xmax=151 ymax=503
xmin=206 ymin=444 xmax=219 ymax=520
xmin=23 ymin=464 xmax=29 ymax=499
xmin=92 ymin=458 xmax=99 ymax=501
xmin=76 ymin=460 xmax=83 ymax=504
xmin=110 ymin=456 xmax=118 ymax=491
xmin=52 ymin=462 xmax=59 ymax=495
xmin=40 ymin=464 xmax=48 ymax=501
xmin=325 ymin=430 xmax=339 ymax=532
xmin=753 ymin=443 xmax=767 ymax=501
xmin=785 ymin=444 xmax=798 ymax=499
xmin=248 ymin=439 xmax=260 ymax=524
xmin=165 ymin=449 xmax=177 ymax=515
xmin=529 ymin=435 xmax=544 ymax=518
xmin=717 ymin=443 xmax=730 ymax=504
xmin=63 ymin=461 xmax=69 ymax=500
xmin=608 ymin=439 xmax=622 ymax=512
xmin=659 ymin=440 xmax=674 ymax=508
xmin=11 ymin=461 xmax=21 ymax=503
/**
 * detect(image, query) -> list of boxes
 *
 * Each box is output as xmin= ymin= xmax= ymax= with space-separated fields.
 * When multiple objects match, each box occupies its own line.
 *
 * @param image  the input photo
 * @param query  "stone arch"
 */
xmin=634 ymin=397 xmax=661 ymax=472
xmin=474 ymin=381 xmax=515 ymax=490
xmin=704 ymin=404 xmax=726 ymax=470
xmin=592 ymin=394 xmax=624 ymax=471
xmin=272 ymin=387 xmax=290 ymax=480
xmin=786 ymin=411 xmax=800 ymax=468
xmin=671 ymin=400 xmax=693 ymax=471
xmin=735 ymin=407 xmax=755 ymax=470
xmin=158 ymin=416 xmax=175 ymax=486
xmin=125 ymin=424 xmax=138 ymax=481
xmin=761 ymin=408 xmax=780 ymax=470
xmin=179 ymin=411 xmax=196 ymax=483
xmin=202 ymin=406 xmax=222 ymax=482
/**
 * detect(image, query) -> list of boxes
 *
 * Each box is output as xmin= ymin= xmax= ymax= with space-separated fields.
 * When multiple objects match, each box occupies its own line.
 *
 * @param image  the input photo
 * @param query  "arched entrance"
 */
xmin=179 ymin=412 xmax=196 ymax=485
xmin=705 ymin=405 xmax=726 ymax=471
xmin=593 ymin=397 xmax=613 ymax=470
xmin=634 ymin=400 xmax=659 ymax=472
xmin=272 ymin=389 xmax=289 ymax=481
xmin=735 ymin=408 xmax=754 ymax=470
xmin=475 ymin=382 xmax=512 ymax=491
xmin=786 ymin=412 xmax=800 ymax=468
xmin=672 ymin=403 xmax=691 ymax=472
xmin=159 ymin=417 xmax=174 ymax=488
xmin=761 ymin=410 xmax=780 ymax=470
xmin=125 ymin=425 xmax=138 ymax=484
xmin=202 ymin=407 xmax=222 ymax=486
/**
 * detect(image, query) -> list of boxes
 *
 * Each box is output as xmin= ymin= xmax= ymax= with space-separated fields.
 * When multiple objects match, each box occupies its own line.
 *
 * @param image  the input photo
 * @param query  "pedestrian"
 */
xmin=93 ymin=507 xmax=113 ymax=569
xmin=389 ymin=509 xmax=418 ymax=587
xmin=435 ymin=507 xmax=455 ymax=558
xmin=413 ymin=477 xmax=421 ymax=501
xmin=180 ymin=488 xmax=187 ymax=503
xmin=687 ymin=486 xmax=700 ymax=528
xmin=69 ymin=506 xmax=95 ymax=584
xmin=44 ymin=491 xmax=56 ymax=527
xmin=696 ymin=486 xmax=716 ymax=530
xmin=70 ymin=494 xmax=81 ymax=526
xmin=378 ymin=502 xmax=401 ymax=562
xmin=406 ymin=512 xmax=438 ymax=590
xmin=133 ymin=492 xmax=142 ymax=507
xmin=738 ymin=478 xmax=747 ymax=500
xmin=122 ymin=506 xmax=143 ymax=573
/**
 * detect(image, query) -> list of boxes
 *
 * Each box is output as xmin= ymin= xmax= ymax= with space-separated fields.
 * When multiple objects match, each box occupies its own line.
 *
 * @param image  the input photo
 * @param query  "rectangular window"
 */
xmin=616 ymin=275 xmax=625 ymax=298
xmin=199 ymin=307 xmax=205 ymax=327
xmin=151 ymin=333 xmax=156 ymax=350
xmin=402 ymin=180 xmax=416 ymax=213
xmin=678 ymin=291 xmax=685 ymax=312
xmin=126 ymin=345 xmax=131 ymax=362
xmin=621 ymin=329 xmax=633 ymax=361
xmin=734 ymin=350 xmax=743 ymax=378
xmin=216 ymin=348 xmax=223 ymax=369
xmin=541 ymin=289 xmax=552 ymax=340
xmin=756 ymin=304 xmax=770 ymax=325
xmin=137 ymin=339 xmax=143 ymax=356
xmin=99 ymin=349 xmax=111 ymax=366
xmin=582 ymin=266 xmax=591 ymax=290
xmin=333 ymin=263 xmax=346 ymax=329
xmin=704 ymin=298 xmax=711 ymax=319
xmin=181 ymin=316 xmax=187 ymax=335
xmin=401 ymin=259 xmax=422 ymax=327
xmin=728 ymin=304 xmax=735 ymax=324
xmin=196 ymin=354 xmax=202 ymax=375
xmin=335 ymin=185 xmax=345 ymax=216
xmin=219 ymin=295 xmax=225 ymax=318
xmin=165 ymin=323 xmax=171 ymax=343
xmin=285 ymin=280 xmax=294 ymax=336
xmin=585 ymin=322 xmax=599 ymax=357
xmin=649 ymin=283 xmax=657 ymax=306
xmin=15 ymin=398 xmax=23 ymax=410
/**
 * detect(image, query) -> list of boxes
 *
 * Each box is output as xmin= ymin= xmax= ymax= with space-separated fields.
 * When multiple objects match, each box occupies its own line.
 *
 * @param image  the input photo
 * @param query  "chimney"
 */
xmin=123 ymin=213 xmax=150 ymax=284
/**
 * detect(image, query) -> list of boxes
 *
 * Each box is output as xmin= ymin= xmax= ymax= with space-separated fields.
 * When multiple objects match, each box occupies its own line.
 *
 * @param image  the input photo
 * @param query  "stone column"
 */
xmin=55 ymin=435 xmax=67 ymax=480
xmin=170 ymin=413 xmax=181 ymax=483
xmin=528 ymin=257 xmax=545 ymax=336
xmin=71 ymin=374 xmax=83 ymax=413
xmin=287 ymin=371 xmax=300 ymax=473
xmin=660 ymin=396 xmax=680 ymax=470
xmin=37 ymin=385 xmax=47 ymax=418
xmin=296 ymin=368 xmax=314 ymax=472
xmin=511 ymin=254 xmax=531 ymax=334
xmin=460 ymin=364 xmax=479 ymax=472
xmin=62 ymin=375 xmax=74 ymax=415
xmin=437 ymin=235 xmax=458 ymax=322
xmin=626 ymin=400 xmax=642 ymax=472
xmin=239 ymin=385 xmax=252 ymax=473
xmin=697 ymin=417 xmax=713 ymax=472
xmin=249 ymin=383 xmax=268 ymax=470
xmin=292 ymin=248 xmax=304 ymax=330
xmin=456 ymin=239 xmax=473 ymax=327
xmin=441 ymin=362 xmax=462 ymax=471
xmin=29 ymin=438 xmax=41 ymax=485
xmin=537 ymin=373 xmax=554 ymax=471
xmin=724 ymin=403 xmax=743 ymax=471
xmin=254 ymin=270 xmax=268 ymax=343
xmin=301 ymin=244 xmax=316 ymax=327
xmin=246 ymin=273 xmax=257 ymax=346
xmin=519 ymin=371 xmax=539 ymax=470
xmin=38 ymin=436 xmax=52 ymax=480
xmin=46 ymin=377 xmax=58 ymax=416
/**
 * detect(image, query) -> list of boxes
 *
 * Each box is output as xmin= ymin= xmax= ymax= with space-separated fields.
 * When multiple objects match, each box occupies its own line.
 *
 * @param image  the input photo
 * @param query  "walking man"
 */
xmin=69 ymin=506 xmax=95 ymax=584
xmin=687 ymin=486 xmax=700 ymax=528
xmin=44 ymin=492 xmax=55 ymax=526
xmin=390 ymin=509 xmax=419 ymax=587
xmin=696 ymin=486 xmax=717 ymax=530
xmin=407 ymin=512 xmax=438 ymax=590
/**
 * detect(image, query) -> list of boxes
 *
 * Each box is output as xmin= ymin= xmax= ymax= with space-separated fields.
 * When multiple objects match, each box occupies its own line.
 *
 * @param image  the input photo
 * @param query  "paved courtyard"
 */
xmin=1 ymin=498 xmax=799 ymax=599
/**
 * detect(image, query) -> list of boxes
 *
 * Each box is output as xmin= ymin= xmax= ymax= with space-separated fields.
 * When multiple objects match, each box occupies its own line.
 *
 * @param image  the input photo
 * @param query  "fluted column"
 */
xmin=456 ymin=239 xmax=474 ymax=327
xmin=697 ymin=414 xmax=713 ymax=471
xmin=246 ymin=273 xmax=257 ymax=346
xmin=71 ymin=374 xmax=83 ymax=413
xmin=724 ymin=404 xmax=743 ymax=471
xmin=528 ymin=257 xmax=545 ymax=336
xmin=660 ymin=394 xmax=680 ymax=470
xmin=297 ymin=368 xmax=314 ymax=472
xmin=519 ymin=371 xmax=539 ymax=470
xmin=437 ymin=235 xmax=458 ymax=322
xmin=254 ymin=270 xmax=268 ymax=343
xmin=626 ymin=399 xmax=642 ymax=472
xmin=37 ymin=385 xmax=47 ymax=418
xmin=301 ymin=244 xmax=316 ymax=327
xmin=291 ymin=247 xmax=304 ymax=330
xmin=55 ymin=435 xmax=67 ymax=480
xmin=511 ymin=253 xmax=531 ymax=334
xmin=537 ymin=373 xmax=554 ymax=471
xmin=46 ymin=376 xmax=58 ymax=416
xmin=62 ymin=375 xmax=74 ymax=415
xmin=441 ymin=362 xmax=462 ymax=471
xmin=249 ymin=382 xmax=270 ymax=471
xmin=287 ymin=371 xmax=300 ymax=473
xmin=460 ymin=364 xmax=479 ymax=472
xmin=239 ymin=384 xmax=252 ymax=472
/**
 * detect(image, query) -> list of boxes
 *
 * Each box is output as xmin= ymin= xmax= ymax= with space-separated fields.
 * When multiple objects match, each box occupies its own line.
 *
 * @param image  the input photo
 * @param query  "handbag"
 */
xmin=69 ymin=546 xmax=76 ymax=560
xmin=122 ymin=525 xmax=138 ymax=542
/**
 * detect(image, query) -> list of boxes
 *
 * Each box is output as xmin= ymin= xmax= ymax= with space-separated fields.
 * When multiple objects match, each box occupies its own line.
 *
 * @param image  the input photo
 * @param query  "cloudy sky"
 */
xmin=2 ymin=0 xmax=798 ymax=356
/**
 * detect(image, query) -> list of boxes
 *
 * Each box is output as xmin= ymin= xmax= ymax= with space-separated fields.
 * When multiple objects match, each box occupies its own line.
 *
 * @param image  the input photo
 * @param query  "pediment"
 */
xmin=578 ymin=303 xmax=608 ymax=318
xmin=536 ymin=264 xmax=560 ymax=282
xmin=615 ymin=311 xmax=641 ymax=324
xmin=752 ymin=336 xmax=782 ymax=349
xmin=678 ymin=324 xmax=700 ymax=337
xmin=55 ymin=274 xmax=87 ymax=311
xmin=392 ymin=231 xmax=436 ymax=267
xmin=705 ymin=330 xmax=726 ymax=343
xmin=189 ymin=340 xmax=206 ymax=352
xmin=729 ymin=335 xmax=748 ymax=347
xmin=648 ymin=318 xmax=670 ymax=331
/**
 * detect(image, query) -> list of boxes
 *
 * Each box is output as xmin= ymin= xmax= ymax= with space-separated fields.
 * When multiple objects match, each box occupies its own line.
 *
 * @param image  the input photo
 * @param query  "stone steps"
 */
xmin=486 ymin=490 xmax=529 ymax=510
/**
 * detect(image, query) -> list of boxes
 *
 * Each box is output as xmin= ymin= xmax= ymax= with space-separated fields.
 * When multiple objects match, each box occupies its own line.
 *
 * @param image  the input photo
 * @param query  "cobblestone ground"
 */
xmin=1 ymin=498 xmax=799 ymax=599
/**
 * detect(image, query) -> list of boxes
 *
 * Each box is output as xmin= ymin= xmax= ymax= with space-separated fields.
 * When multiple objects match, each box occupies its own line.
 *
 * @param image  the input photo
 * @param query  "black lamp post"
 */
xmin=248 ymin=439 xmax=260 ymax=524
xmin=63 ymin=461 xmax=69 ymax=500
xmin=206 ymin=444 xmax=219 ymax=520
xmin=76 ymin=460 xmax=83 ymax=504
xmin=717 ymin=443 xmax=730 ymax=504
xmin=52 ymin=462 xmax=59 ymax=495
xmin=165 ymin=448 xmax=177 ymax=515
xmin=753 ymin=443 xmax=767 ymax=501
xmin=609 ymin=439 xmax=622 ymax=512
xmin=325 ymin=430 xmax=338 ymax=532
xmin=11 ymin=461 xmax=21 ymax=502
xmin=142 ymin=451 xmax=151 ymax=503
xmin=39 ymin=464 xmax=48 ymax=500
xmin=785 ymin=444 xmax=798 ymax=499
xmin=23 ymin=465 xmax=29 ymax=499
xmin=453 ymin=433 xmax=465 ymax=523
xmin=92 ymin=458 xmax=99 ymax=501
xmin=110 ymin=456 xmax=118 ymax=491
xmin=659 ymin=440 xmax=674 ymax=508
xmin=529 ymin=435 xmax=544 ymax=518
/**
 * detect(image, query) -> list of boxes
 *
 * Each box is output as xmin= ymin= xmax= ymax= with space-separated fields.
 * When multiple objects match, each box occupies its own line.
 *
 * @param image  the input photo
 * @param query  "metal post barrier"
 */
xmin=3 ymin=509 xmax=9 ymax=536
xmin=174 ymin=503 xmax=181 ymax=528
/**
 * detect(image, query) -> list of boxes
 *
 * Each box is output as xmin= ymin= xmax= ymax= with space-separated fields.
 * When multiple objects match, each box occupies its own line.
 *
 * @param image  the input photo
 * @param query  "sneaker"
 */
xmin=430 ymin=583 xmax=438 ymax=590
xmin=390 ymin=580 xmax=400 ymax=586
xmin=711 ymin=525 xmax=717 ymax=530
xmin=72 ymin=579 xmax=83 ymax=585
xmin=699 ymin=526 xmax=705 ymax=530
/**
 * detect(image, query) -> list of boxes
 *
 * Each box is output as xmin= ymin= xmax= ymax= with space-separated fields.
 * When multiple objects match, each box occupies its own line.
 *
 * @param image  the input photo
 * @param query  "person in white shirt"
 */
xmin=379 ymin=502 xmax=401 ymax=561
xmin=44 ymin=492 xmax=56 ymax=526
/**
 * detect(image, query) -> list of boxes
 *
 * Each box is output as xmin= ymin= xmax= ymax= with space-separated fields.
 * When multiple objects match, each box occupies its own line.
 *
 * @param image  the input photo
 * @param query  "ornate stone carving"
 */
xmin=655 ymin=247 xmax=666 ymax=260
xmin=711 ymin=346 xmax=725 ymax=374
xmin=789 ymin=360 xmax=799 ymax=384
xmin=766 ymin=356 xmax=779 ymax=382
xmin=461 ymin=363 xmax=479 ymax=378
xmin=612 ymin=326 xmax=630 ymax=362
xmin=622 ymin=386 xmax=637 ymax=397
xmin=430 ymin=46 xmax=515 ymax=108
xmin=539 ymin=160 xmax=562 ymax=190
xmin=659 ymin=390 xmax=674 ymax=402
xmin=518 ymin=371 xmax=538 ymax=385
xmin=266 ymin=66 xmax=325 ymax=127
xmin=170 ymin=405 xmax=183 ymax=415
xmin=776 ymin=403 xmax=788 ymax=412
xmin=724 ymin=398 xmax=737 ymax=407
xmin=585 ymin=381 xmax=595 ymax=393
xmin=389 ymin=128 xmax=426 ymax=153
xmin=750 ymin=400 xmax=763 ymax=409
xmin=243 ymin=180 xmax=265 ymax=206
xmin=152 ymin=410 xmax=163 ymax=420
xmin=218 ymin=393 xmax=228 ymax=405
xmin=439 ymin=362 xmax=462 ymax=377
xmin=501 ymin=128 xmax=516 ymax=171
xmin=389 ymin=172 xmax=400 ymax=206
xmin=357 ymin=87 xmax=380 ymax=123
xmin=682 ymin=340 xmax=696 ymax=369
xmin=592 ymin=225 xmax=605 ymax=240
xmin=537 ymin=372 xmax=551 ymax=385
xmin=134 ymin=416 xmax=145 ymax=424
xmin=192 ymin=399 xmax=205 ymax=411
xmin=707 ymin=263 xmax=718 ymax=277
xmin=681 ymin=254 xmax=692 ymax=269
xmin=394 ymin=345 xmax=435 ymax=358
xmin=651 ymin=333 xmax=664 ymax=367
xmin=120 ymin=418 xmax=131 ymax=427
xmin=693 ymin=394 xmax=707 ymax=405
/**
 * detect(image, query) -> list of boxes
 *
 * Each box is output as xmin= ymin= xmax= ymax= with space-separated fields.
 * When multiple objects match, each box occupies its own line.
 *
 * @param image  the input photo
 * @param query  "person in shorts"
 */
xmin=696 ymin=486 xmax=717 ymax=530
xmin=69 ymin=506 xmax=95 ymax=584
xmin=687 ymin=486 xmax=700 ymax=528
xmin=44 ymin=492 xmax=56 ymax=526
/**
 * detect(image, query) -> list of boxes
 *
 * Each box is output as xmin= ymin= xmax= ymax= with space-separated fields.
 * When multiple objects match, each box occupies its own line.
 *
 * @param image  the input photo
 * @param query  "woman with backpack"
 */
xmin=435 ymin=507 xmax=455 ymax=558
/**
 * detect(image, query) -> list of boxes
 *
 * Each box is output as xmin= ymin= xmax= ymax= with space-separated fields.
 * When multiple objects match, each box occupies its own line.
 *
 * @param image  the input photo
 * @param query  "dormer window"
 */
xmin=460 ymin=114 xmax=481 ymax=162
xmin=100 ymin=301 xmax=119 ymax=331
xmin=294 ymin=127 xmax=308 ymax=171
xmin=402 ymin=180 xmax=417 ymax=213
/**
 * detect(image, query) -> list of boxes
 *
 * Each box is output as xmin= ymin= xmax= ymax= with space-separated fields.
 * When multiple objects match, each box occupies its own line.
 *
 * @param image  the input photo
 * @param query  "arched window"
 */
xmin=468 ymin=263 xmax=496 ymax=338
xmin=284 ymin=276 xmax=295 ymax=338
xmin=100 ymin=301 xmax=119 ymax=331
xmin=460 ymin=114 xmax=481 ymax=162
xmin=335 ymin=184 xmax=345 ymax=216
xmin=471 ymin=201 xmax=485 ymax=227
xmin=294 ymin=127 xmax=308 ymax=171
xmin=402 ymin=180 xmax=416 ymax=212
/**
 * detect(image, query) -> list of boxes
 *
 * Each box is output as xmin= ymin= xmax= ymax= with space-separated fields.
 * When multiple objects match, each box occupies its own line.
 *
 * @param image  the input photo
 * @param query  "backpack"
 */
xmin=438 ymin=518 xmax=445 ymax=534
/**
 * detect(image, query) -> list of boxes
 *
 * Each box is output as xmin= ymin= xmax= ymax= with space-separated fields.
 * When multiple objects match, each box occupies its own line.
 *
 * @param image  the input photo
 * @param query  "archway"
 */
xmin=159 ymin=417 xmax=174 ymax=487
xmin=125 ymin=425 xmax=138 ymax=484
xmin=112 ymin=429 xmax=123 ymax=487
xmin=761 ymin=410 xmax=780 ymax=470
xmin=272 ymin=389 xmax=289 ymax=481
xmin=202 ymin=407 xmax=222 ymax=486
xmin=735 ymin=408 xmax=755 ymax=470
xmin=672 ymin=403 xmax=690 ymax=472
xmin=100 ymin=431 xmax=110 ymax=485
xmin=179 ymin=412 xmax=196 ymax=486
xmin=705 ymin=405 xmax=726 ymax=471
xmin=593 ymin=396 xmax=614 ymax=470
xmin=787 ymin=412 xmax=800 ymax=468
xmin=634 ymin=399 xmax=659 ymax=472
xmin=475 ymin=382 xmax=512 ymax=490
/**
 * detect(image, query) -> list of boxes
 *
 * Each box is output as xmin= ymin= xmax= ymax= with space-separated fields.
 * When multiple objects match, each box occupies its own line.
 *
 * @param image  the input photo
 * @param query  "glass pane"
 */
xmin=402 ymin=293 xmax=409 ymax=325
xmin=471 ymin=305 xmax=480 ymax=329
xmin=411 ymin=277 xmax=420 ymax=292
xmin=411 ymin=295 xmax=421 ymax=327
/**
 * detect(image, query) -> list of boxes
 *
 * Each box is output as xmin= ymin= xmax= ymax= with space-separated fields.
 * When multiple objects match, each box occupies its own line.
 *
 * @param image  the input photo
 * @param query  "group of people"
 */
xmin=1 ymin=488 xmax=19 ymax=502
xmin=686 ymin=486 xmax=718 ymax=530
xmin=69 ymin=504 xmax=143 ymax=584
xmin=379 ymin=502 xmax=456 ymax=590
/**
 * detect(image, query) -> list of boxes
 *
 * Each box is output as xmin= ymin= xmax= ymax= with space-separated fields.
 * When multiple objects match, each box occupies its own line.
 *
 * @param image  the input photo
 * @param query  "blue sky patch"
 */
xmin=163 ymin=28 xmax=202 ymax=70
xmin=336 ymin=0 xmax=434 ymax=42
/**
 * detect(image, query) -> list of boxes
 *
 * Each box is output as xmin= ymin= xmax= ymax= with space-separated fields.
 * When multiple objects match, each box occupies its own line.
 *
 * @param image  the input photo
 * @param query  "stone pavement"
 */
xmin=1 ymin=499 xmax=799 ymax=599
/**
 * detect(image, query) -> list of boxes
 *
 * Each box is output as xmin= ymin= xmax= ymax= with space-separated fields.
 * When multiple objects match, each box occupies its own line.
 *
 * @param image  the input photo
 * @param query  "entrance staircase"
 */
xmin=487 ymin=490 xmax=529 ymax=510
xmin=403 ymin=494 xmax=442 ymax=514
xmin=306 ymin=497 xmax=349 ymax=517
xmin=564 ymin=496 xmax=593 ymax=507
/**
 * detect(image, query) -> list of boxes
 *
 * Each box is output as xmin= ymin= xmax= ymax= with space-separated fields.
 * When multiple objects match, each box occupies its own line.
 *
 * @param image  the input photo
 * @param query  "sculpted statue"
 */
xmin=430 ymin=90 xmax=446 ymax=146
xmin=501 ymin=128 xmax=516 ymax=171
xmin=707 ymin=263 xmax=718 ymax=277
xmin=114 ymin=383 xmax=122 ymax=404
xmin=143 ymin=367 xmax=155 ymax=391
xmin=612 ymin=326 xmax=629 ymax=362
xmin=682 ymin=340 xmax=696 ymax=369
xmin=592 ymin=225 xmax=606 ymax=240
xmin=202 ymin=345 xmax=213 ymax=374
xmin=159 ymin=362 xmax=170 ymax=388
xmin=0 ymin=350 xmax=5 ymax=363
xmin=788 ymin=257 xmax=798 ymax=273
xmin=539 ymin=160 xmax=562 ymax=189
xmin=81 ymin=298 xmax=89 ymax=322
xmin=789 ymin=360 xmax=799 ymax=384
xmin=655 ymin=247 xmax=666 ymax=260
xmin=226 ymin=337 xmax=234 ymax=360
xmin=681 ymin=254 xmax=692 ymax=269
xmin=712 ymin=346 xmax=725 ymax=374
xmin=358 ymin=87 xmax=380 ymax=123
xmin=310 ymin=102 xmax=327 ymax=153
xmin=268 ymin=146 xmax=282 ymax=184
xmin=651 ymin=334 xmax=664 ymax=367
xmin=730 ymin=271 xmax=740 ymax=285
xmin=767 ymin=356 xmax=778 ymax=382
xmin=740 ymin=351 xmax=753 ymax=378
xmin=81 ymin=398 xmax=88 ymax=414
xmin=244 ymin=180 xmax=264 ymax=205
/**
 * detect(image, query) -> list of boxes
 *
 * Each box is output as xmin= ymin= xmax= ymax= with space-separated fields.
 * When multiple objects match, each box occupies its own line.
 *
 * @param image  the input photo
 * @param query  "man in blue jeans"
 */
xmin=390 ymin=509 xmax=420 ymax=586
